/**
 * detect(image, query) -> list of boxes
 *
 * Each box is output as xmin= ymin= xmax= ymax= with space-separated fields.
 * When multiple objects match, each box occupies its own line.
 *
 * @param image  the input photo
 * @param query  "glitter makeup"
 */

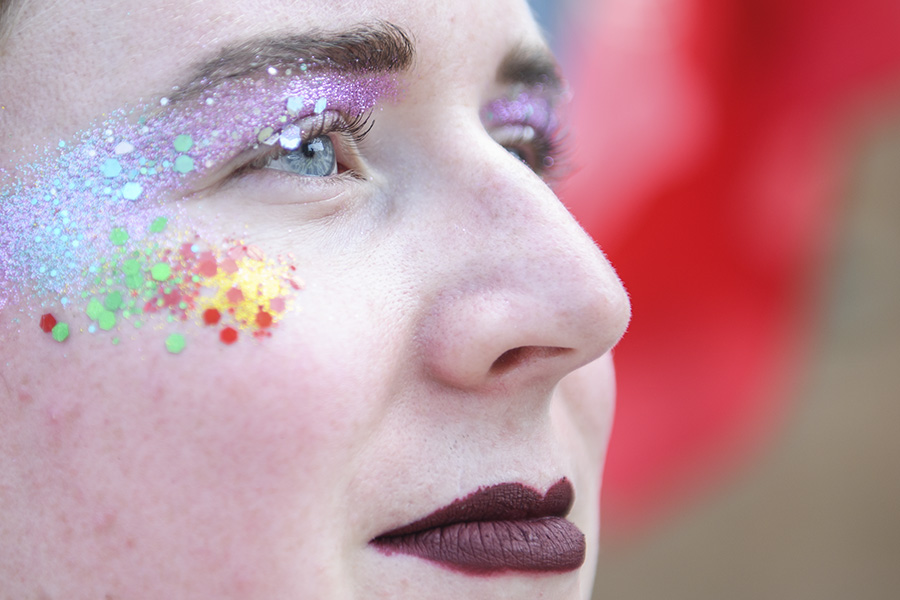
xmin=483 ymin=91 xmax=559 ymax=136
xmin=1 ymin=63 xmax=400 ymax=351
xmin=482 ymin=87 xmax=566 ymax=177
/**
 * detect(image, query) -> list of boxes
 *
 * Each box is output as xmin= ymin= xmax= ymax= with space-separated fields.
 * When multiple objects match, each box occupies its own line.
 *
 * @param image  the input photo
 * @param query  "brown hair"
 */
xmin=0 ymin=0 xmax=27 ymax=50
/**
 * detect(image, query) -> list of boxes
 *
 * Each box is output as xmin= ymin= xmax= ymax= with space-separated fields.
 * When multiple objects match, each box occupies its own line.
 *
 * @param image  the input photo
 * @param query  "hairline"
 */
xmin=0 ymin=0 xmax=29 ymax=50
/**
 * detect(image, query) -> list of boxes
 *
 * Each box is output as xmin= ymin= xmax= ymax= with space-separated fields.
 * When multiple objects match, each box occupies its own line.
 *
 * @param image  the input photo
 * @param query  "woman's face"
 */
xmin=0 ymin=0 xmax=629 ymax=598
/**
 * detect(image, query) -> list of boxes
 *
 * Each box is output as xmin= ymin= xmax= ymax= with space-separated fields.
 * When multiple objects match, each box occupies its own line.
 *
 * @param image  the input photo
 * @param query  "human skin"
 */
xmin=0 ymin=0 xmax=630 ymax=598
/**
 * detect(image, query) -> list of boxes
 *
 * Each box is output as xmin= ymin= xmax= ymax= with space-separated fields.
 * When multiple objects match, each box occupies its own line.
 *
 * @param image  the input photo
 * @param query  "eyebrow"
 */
xmin=165 ymin=21 xmax=561 ymax=106
xmin=167 ymin=21 xmax=416 ymax=103
xmin=497 ymin=44 xmax=564 ymax=91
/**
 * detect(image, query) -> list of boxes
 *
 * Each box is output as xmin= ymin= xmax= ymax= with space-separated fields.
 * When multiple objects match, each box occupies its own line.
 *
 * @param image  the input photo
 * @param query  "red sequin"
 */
xmin=256 ymin=310 xmax=273 ymax=328
xmin=39 ymin=313 xmax=57 ymax=333
xmin=220 ymin=327 xmax=238 ymax=345
xmin=203 ymin=308 xmax=221 ymax=325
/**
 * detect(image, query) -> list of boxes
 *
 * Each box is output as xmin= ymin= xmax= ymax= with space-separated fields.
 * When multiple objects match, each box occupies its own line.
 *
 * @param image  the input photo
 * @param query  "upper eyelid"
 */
xmin=258 ymin=110 xmax=352 ymax=147
xmin=481 ymin=89 xmax=562 ymax=134
xmin=139 ymin=68 xmax=399 ymax=167
xmin=236 ymin=109 xmax=373 ymax=176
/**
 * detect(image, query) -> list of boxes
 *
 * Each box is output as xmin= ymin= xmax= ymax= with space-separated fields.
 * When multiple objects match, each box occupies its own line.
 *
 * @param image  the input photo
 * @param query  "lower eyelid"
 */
xmin=490 ymin=123 xmax=537 ymax=147
xmin=489 ymin=123 xmax=550 ymax=171
xmin=210 ymin=164 xmax=364 ymax=210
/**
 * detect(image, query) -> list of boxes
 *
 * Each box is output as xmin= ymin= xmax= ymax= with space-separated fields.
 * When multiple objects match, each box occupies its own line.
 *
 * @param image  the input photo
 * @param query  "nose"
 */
xmin=416 ymin=134 xmax=631 ymax=392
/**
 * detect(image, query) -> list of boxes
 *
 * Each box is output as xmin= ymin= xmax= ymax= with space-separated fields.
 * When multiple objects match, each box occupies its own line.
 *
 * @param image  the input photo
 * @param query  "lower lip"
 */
xmin=372 ymin=516 xmax=586 ymax=574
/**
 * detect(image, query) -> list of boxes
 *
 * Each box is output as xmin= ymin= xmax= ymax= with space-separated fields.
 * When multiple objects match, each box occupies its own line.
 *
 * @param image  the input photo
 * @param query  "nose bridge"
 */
xmin=415 ymin=130 xmax=630 ymax=391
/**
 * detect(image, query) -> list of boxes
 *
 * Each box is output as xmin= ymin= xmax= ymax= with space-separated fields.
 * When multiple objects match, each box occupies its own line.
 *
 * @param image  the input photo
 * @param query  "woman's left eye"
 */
xmin=262 ymin=135 xmax=337 ymax=177
xmin=490 ymin=123 xmax=561 ymax=179
xmin=232 ymin=111 xmax=372 ymax=182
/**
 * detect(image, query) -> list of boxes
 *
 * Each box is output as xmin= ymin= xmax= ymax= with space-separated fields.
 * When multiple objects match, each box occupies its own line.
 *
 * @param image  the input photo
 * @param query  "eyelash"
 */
xmin=232 ymin=108 xmax=564 ymax=182
xmin=238 ymin=110 xmax=374 ymax=178
xmin=496 ymin=125 xmax=566 ymax=180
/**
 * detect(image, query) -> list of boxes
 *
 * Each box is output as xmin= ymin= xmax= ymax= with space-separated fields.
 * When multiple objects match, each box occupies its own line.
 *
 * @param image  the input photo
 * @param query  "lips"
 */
xmin=370 ymin=478 xmax=585 ymax=575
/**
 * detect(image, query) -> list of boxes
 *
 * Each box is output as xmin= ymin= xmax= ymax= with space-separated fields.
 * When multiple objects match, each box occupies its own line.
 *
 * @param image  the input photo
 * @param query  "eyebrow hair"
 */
xmin=497 ymin=44 xmax=564 ymax=91
xmin=167 ymin=21 xmax=415 ymax=103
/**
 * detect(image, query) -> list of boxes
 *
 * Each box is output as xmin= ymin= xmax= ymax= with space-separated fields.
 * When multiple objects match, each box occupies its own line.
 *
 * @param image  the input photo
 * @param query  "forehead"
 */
xmin=0 ymin=0 xmax=546 ymax=156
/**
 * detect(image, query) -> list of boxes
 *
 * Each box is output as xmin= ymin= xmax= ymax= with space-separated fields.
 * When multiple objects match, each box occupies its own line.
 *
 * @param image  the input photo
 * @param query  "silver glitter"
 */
xmin=114 ymin=141 xmax=135 ymax=155
xmin=286 ymin=96 xmax=305 ymax=114
xmin=279 ymin=124 xmax=302 ymax=150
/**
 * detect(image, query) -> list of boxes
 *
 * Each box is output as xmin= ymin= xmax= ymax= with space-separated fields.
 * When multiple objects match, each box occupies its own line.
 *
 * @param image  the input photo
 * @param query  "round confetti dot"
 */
xmin=51 ymin=322 xmax=69 ymax=342
xmin=101 ymin=158 xmax=122 ymax=178
xmin=220 ymin=327 xmax=238 ymax=345
xmin=173 ymin=134 xmax=194 ymax=152
xmin=149 ymin=217 xmax=168 ymax=233
xmin=40 ymin=313 xmax=58 ymax=333
xmin=109 ymin=227 xmax=129 ymax=246
xmin=203 ymin=308 xmax=221 ymax=325
xmin=165 ymin=332 xmax=186 ymax=354
xmin=98 ymin=310 xmax=116 ymax=331
xmin=173 ymin=155 xmax=194 ymax=173
xmin=151 ymin=262 xmax=171 ymax=281
xmin=121 ymin=181 xmax=143 ymax=200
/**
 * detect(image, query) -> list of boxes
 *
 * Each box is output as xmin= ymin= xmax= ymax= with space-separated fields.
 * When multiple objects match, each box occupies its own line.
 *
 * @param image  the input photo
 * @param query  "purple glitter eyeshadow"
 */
xmin=1 ymin=67 xmax=398 ymax=355
xmin=482 ymin=90 xmax=559 ymax=135
xmin=0 ymin=68 xmax=398 ymax=314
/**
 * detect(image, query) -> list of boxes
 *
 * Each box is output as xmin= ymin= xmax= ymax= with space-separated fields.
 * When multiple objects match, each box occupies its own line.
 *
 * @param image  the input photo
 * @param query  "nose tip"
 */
xmin=418 ymin=220 xmax=630 ymax=392
xmin=411 ymin=120 xmax=630 ymax=393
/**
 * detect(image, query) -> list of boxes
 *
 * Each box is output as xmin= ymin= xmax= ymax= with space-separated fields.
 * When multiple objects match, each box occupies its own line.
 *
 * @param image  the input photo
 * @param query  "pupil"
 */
xmin=302 ymin=137 xmax=326 ymax=158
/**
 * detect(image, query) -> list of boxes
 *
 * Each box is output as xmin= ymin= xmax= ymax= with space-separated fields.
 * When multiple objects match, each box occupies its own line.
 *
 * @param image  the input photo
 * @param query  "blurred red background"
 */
xmin=554 ymin=0 xmax=900 ymax=537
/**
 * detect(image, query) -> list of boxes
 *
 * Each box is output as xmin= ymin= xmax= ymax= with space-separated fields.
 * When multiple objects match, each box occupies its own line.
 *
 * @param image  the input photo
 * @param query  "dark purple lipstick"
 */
xmin=371 ymin=478 xmax=585 ymax=575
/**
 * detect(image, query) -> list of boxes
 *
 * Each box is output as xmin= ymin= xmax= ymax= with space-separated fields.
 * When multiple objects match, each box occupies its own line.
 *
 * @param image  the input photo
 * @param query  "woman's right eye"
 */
xmin=262 ymin=135 xmax=338 ymax=177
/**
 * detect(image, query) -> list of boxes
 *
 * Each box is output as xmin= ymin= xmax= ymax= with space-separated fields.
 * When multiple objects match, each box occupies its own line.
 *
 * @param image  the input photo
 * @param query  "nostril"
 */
xmin=489 ymin=346 xmax=571 ymax=376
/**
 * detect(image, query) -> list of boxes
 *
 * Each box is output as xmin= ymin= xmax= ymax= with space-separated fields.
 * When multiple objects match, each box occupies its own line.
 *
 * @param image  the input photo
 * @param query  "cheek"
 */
xmin=555 ymin=354 xmax=617 ymax=467
xmin=2 ymin=308 xmax=374 ymax=591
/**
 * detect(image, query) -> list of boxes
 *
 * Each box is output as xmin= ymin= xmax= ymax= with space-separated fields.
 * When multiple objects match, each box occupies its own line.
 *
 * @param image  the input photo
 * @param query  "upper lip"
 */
xmin=373 ymin=477 xmax=575 ymax=539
